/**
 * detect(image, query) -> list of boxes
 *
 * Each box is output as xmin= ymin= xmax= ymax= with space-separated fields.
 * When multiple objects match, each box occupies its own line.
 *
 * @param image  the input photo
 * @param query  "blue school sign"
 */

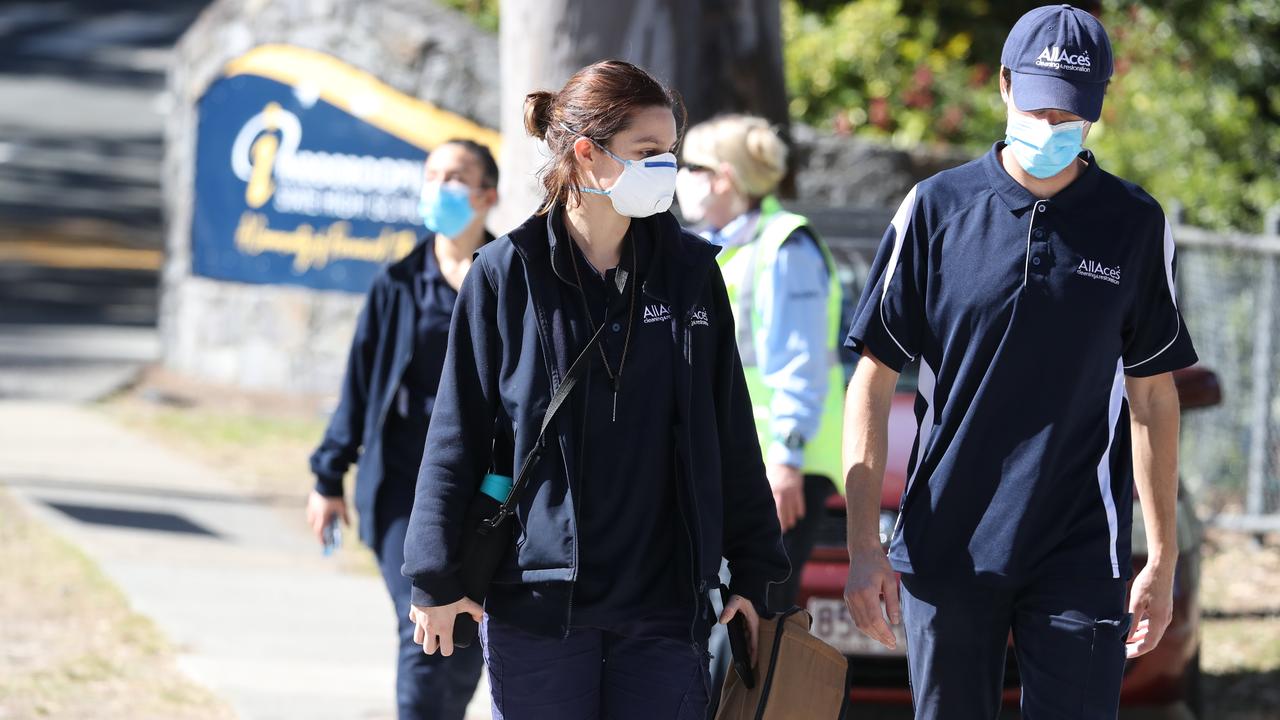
xmin=191 ymin=45 xmax=500 ymax=293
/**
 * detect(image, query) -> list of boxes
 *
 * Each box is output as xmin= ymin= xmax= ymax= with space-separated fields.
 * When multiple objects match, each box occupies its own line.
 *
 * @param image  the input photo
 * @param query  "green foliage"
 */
xmin=439 ymin=0 xmax=499 ymax=33
xmin=1093 ymin=2 xmax=1280 ymax=231
xmin=783 ymin=0 xmax=1280 ymax=231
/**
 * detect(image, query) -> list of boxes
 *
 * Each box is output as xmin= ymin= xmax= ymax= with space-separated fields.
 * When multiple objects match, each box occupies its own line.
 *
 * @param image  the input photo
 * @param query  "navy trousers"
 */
xmin=376 ymin=514 xmax=484 ymax=720
xmin=480 ymin=613 xmax=711 ymax=720
xmin=900 ymin=572 xmax=1131 ymax=720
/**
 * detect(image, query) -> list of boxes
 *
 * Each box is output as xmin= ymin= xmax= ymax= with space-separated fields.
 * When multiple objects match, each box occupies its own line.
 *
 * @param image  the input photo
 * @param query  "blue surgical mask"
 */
xmin=418 ymin=181 xmax=475 ymax=237
xmin=1004 ymin=113 xmax=1087 ymax=179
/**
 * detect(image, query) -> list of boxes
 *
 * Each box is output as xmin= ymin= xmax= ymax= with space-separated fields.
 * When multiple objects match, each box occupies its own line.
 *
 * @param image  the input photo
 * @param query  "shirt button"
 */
xmin=1033 ymin=228 xmax=1045 ymax=239
xmin=1037 ymin=203 xmax=1047 ymax=212
xmin=1032 ymin=256 xmax=1043 ymax=266
xmin=611 ymin=322 xmax=622 ymax=333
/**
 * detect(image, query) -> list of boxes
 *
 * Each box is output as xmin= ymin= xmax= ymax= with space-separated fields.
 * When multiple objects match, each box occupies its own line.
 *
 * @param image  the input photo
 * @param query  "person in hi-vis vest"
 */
xmin=679 ymin=115 xmax=844 ymax=598
xmin=677 ymin=115 xmax=845 ymax=714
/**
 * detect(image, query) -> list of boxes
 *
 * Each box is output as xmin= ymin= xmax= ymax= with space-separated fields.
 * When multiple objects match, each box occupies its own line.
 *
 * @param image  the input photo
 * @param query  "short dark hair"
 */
xmin=441 ymin=138 xmax=499 ymax=188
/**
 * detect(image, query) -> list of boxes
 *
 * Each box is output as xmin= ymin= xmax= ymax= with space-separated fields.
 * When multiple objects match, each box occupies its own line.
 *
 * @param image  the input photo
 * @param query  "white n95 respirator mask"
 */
xmin=573 ymin=131 xmax=677 ymax=218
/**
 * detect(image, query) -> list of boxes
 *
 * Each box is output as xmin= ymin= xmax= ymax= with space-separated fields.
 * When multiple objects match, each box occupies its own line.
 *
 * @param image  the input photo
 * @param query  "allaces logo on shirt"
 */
xmin=642 ymin=303 xmax=711 ymax=327
xmin=689 ymin=306 xmax=710 ymax=327
xmin=643 ymin=303 xmax=672 ymax=324
xmin=1076 ymin=258 xmax=1122 ymax=285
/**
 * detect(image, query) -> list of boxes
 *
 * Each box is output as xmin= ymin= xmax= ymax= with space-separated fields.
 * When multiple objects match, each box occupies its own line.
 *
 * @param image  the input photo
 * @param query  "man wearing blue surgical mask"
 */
xmin=842 ymin=5 xmax=1198 ymax=719
xmin=307 ymin=139 xmax=498 ymax=720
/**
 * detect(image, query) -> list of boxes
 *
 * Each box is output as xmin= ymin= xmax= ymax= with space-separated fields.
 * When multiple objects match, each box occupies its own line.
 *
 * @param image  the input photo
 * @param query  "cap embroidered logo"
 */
xmin=1035 ymin=46 xmax=1093 ymax=73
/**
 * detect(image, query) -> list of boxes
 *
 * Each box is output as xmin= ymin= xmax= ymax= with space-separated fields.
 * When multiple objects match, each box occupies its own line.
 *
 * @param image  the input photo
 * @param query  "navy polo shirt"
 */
xmin=846 ymin=143 xmax=1198 ymax=582
xmin=552 ymin=213 xmax=689 ymax=630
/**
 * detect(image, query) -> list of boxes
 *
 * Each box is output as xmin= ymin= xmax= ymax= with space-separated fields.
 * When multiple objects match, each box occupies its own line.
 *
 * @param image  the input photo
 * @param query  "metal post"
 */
xmin=1245 ymin=208 xmax=1279 ymax=528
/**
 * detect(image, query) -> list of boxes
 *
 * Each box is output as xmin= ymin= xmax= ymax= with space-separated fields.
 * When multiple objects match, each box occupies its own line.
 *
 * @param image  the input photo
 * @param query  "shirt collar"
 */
xmin=983 ymin=141 xmax=1104 ymax=214
xmin=712 ymin=209 xmax=760 ymax=248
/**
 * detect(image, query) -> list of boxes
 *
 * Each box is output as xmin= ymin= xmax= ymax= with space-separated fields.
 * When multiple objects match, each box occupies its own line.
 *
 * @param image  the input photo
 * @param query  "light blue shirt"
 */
xmin=706 ymin=211 xmax=832 ymax=468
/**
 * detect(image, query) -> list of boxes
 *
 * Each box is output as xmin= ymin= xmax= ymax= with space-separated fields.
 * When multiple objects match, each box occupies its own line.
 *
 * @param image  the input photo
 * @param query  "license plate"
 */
xmin=806 ymin=598 xmax=907 ymax=657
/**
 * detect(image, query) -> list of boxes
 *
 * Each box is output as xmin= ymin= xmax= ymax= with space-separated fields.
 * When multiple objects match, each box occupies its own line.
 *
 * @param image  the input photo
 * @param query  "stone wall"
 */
xmin=160 ymin=0 xmax=500 ymax=393
xmin=791 ymin=124 xmax=971 ymax=211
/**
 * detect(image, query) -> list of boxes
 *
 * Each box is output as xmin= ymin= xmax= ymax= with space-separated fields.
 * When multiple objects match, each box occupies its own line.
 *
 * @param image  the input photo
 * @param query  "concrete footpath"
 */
xmin=0 ymin=400 xmax=490 ymax=720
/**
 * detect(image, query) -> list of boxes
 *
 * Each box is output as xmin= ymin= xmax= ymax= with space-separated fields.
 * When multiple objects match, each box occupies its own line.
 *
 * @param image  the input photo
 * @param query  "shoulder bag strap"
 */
xmin=481 ymin=319 xmax=607 ymax=531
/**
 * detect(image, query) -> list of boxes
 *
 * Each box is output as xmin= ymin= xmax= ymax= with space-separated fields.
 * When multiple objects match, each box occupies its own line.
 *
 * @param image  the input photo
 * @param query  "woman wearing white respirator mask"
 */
xmin=402 ymin=60 xmax=787 ymax=720
xmin=308 ymin=139 xmax=497 ymax=720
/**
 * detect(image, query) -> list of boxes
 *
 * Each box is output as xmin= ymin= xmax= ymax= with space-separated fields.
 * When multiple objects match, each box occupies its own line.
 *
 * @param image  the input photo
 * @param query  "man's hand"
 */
xmin=844 ymin=546 xmax=901 ymax=650
xmin=1126 ymin=561 xmax=1175 ymax=658
xmin=410 ymin=598 xmax=484 ymax=657
xmin=305 ymin=490 xmax=349 ymax=544
xmin=767 ymin=463 xmax=806 ymax=533
xmin=719 ymin=594 xmax=762 ymax=667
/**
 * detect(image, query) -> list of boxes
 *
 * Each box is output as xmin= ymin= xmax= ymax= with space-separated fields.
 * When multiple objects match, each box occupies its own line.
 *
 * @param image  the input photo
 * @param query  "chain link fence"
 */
xmin=1174 ymin=207 xmax=1280 ymax=532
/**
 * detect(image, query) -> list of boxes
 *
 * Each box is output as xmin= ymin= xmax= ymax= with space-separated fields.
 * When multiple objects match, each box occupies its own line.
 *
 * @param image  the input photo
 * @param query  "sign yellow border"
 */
xmin=223 ymin=44 xmax=501 ymax=156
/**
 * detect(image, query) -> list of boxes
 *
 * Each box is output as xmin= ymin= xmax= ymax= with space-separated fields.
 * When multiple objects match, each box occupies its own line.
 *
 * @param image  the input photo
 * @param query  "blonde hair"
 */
xmin=681 ymin=114 xmax=787 ymax=200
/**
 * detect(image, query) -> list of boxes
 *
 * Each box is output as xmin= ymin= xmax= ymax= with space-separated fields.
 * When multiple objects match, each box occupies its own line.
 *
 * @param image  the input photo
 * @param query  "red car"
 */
xmin=799 ymin=240 xmax=1221 ymax=717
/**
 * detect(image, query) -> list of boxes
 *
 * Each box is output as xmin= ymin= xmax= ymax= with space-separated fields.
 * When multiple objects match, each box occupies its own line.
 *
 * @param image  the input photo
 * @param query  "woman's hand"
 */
xmin=718 ymin=594 xmax=761 ymax=667
xmin=305 ymin=490 xmax=348 ymax=543
xmin=409 ymin=599 xmax=485 ymax=657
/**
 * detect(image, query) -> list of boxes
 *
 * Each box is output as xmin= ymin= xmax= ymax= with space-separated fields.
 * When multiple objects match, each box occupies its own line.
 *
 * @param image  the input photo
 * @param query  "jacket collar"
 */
xmin=386 ymin=233 xmax=435 ymax=284
xmin=506 ymin=206 xmax=720 ymax=307
xmin=386 ymin=230 xmax=495 ymax=285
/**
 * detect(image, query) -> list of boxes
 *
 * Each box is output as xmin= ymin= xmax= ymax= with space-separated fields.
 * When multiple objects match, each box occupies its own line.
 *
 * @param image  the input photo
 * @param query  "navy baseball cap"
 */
xmin=1001 ymin=4 xmax=1113 ymax=122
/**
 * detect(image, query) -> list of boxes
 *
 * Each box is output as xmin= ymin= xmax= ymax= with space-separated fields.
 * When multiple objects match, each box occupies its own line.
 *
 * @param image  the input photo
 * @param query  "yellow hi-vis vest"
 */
xmin=716 ymin=196 xmax=846 ymax=490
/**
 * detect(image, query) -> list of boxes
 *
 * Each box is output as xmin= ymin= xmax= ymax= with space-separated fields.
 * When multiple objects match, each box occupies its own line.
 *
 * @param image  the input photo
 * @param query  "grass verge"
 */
xmin=0 ymin=488 xmax=234 ymax=720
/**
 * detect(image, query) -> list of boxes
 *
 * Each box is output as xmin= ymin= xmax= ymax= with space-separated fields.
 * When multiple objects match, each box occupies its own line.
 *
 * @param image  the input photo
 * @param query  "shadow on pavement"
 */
xmin=43 ymin=498 xmax=221 ymax=537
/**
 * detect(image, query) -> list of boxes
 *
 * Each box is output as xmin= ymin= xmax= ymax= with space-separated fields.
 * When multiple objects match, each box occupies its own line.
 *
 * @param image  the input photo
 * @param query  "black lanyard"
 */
xmin=569 ymin=229 xmax=638 ymax=422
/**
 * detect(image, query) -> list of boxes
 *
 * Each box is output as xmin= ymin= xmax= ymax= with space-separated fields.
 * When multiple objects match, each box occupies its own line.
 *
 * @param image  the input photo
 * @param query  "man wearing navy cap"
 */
xmin=841 ymin=5 xmax=1197 ymax=718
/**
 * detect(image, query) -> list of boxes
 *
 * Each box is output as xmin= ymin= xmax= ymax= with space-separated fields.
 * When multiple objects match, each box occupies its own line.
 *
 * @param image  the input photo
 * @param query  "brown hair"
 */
xmin=523 ymin=59 xmax=686 ymax=215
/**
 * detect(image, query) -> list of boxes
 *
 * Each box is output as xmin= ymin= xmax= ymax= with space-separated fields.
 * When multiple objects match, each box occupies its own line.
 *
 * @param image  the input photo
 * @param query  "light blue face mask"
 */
xmin=418 ymin=181 xmax=475 ymax=237
xmin=1004 ymin=112 xmax=1088 ymax=179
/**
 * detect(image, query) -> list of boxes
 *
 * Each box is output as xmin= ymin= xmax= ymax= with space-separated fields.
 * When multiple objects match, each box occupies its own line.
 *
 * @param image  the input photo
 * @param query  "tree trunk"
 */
xmin=494 ymin=0 xmax=788 ymax=232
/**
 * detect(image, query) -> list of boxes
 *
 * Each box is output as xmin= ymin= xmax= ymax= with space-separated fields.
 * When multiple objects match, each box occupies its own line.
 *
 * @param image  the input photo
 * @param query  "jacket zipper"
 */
xmin=563 ymin=344 xmax=595 ymax=637
xmin=374 ymin=295 xmax=415 ymax=462
xmin=675 ymin=311 xmax=708 ymax=654
xmin=562 ymin=285 xmax=610 ymax=637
